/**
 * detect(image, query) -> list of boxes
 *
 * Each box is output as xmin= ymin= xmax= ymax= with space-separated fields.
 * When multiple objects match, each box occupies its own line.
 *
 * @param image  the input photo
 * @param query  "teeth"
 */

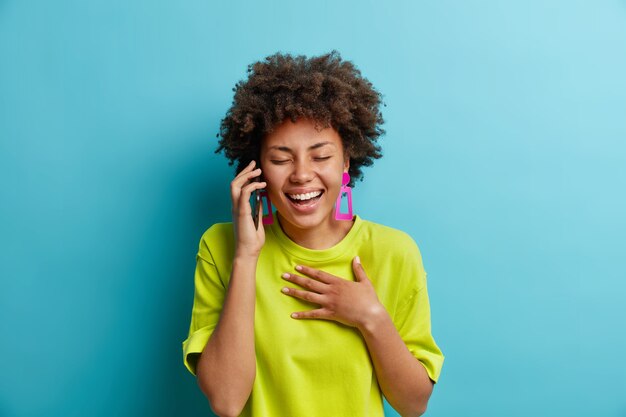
xmin=288 ymin=191 xmax=322 ymax=201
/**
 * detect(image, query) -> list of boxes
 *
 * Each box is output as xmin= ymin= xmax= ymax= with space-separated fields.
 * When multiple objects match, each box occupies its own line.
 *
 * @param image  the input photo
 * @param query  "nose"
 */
xmin=289 ymin=158 xmax=314 ymax=184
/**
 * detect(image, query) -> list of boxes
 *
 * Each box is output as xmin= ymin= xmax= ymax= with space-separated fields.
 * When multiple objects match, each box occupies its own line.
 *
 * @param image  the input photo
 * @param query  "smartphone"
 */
xmin=250 ymin=176 xmax=262 ymax=229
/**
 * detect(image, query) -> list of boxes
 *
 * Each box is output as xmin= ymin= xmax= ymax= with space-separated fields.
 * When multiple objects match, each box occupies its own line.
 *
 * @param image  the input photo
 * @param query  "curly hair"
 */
xmin=216 ymin=51 xmax=385 ymax=187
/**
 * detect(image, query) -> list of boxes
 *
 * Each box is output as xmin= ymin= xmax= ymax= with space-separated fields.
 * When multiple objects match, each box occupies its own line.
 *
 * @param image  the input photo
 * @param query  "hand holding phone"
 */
xmin=231 ymin=160 xmax=267 ymax=257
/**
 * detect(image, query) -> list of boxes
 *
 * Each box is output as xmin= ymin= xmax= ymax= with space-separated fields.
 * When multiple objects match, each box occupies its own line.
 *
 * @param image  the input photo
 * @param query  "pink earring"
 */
xmin=260 ymin=190 xmax=274 ymax=225
xmin=334 ymin=172 xmax=353 ymax=221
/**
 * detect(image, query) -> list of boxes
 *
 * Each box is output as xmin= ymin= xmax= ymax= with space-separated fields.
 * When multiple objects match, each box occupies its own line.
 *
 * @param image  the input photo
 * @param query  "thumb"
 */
xmin=352 ymin=256 xmax=368 ymax=282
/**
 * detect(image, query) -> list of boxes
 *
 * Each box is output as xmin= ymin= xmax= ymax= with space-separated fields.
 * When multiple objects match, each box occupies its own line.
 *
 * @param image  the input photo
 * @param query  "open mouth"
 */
xmin=285 ymin=190 xmax=324 ymax=207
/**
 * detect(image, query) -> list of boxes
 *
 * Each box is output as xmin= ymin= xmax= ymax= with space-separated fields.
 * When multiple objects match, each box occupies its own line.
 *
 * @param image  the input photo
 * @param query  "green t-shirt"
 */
xmin=182 ymin=215 xmax=444 ymax=417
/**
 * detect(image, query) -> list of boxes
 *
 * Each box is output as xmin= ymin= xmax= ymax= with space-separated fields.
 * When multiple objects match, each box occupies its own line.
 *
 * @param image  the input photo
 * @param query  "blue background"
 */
xmin=1 ymin=1 xmax=625 ymax=416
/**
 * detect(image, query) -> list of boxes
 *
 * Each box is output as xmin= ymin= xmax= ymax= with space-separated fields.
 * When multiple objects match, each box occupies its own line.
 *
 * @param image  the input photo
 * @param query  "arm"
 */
xmin=196 ymin=254 xmax=258 ymax=417
xmin=280 ymin=258 xmax=437 ymax=417
xmin=195 ymin=161 xmax=266 ymax=417
xmin=359 ymin=305 xmax=433 ymax=417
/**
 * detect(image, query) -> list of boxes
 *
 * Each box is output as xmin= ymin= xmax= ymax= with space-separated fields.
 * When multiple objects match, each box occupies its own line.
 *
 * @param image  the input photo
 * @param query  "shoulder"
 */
xmin=200 ymin=222 xmax=234 ymax=244
xmin=197 ymin=222 xmax=235 ymax=264
xmin=358 ymin=218 xmax=423 ymax=259
xmin=357 ymin=218 xmax=428 ymax=292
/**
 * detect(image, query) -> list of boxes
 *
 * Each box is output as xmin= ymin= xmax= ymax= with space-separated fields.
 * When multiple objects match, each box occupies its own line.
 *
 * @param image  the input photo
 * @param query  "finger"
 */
xmin=232 ymin=180 xmax=266 ymax=217
xmin=294 ymin=264 xmax=336 ymax=284
xmin=281 ymin=286 xmax=325 ymax=305
xmin=237 ymin=181 xmax=267 ymax=213
xmin=239 ymin=160 xmax=256 ymax=175
xmin=231 ymin=167 xmax=261 ymax=206
xmin=232 ymin=168 xmax=262 ymax=190
xmin=352 ymin=256 xmax=369 ymax=282
xmin=282 ymin=273 xmax=328 ymax=293
xmin=290 ymin=308 xmax=332 ymax=320
xmin=241 ymin=179 xmax=267 ymax=195
xmin=231 ymin=161 xmax=257 ymax=188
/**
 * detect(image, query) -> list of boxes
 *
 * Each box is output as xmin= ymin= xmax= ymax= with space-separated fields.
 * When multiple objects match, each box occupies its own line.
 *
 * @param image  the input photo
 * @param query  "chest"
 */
xmin=253 ymin=253 xmax=372 ymax=374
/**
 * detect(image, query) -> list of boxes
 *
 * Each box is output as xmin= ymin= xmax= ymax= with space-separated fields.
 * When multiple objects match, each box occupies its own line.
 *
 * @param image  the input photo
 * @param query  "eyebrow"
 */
xmin=268 ymin=141 xmax=336 ymax=152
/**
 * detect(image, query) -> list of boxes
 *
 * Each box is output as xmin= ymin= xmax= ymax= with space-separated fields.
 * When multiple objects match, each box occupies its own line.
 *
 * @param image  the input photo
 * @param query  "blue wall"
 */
xmin=1 ymin=1 xmax=625 ymax=416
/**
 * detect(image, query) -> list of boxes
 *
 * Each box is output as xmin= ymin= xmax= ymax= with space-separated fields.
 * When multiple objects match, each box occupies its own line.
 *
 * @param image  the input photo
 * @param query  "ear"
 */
xmin=343 ymin=154 xmax=350 ymax=172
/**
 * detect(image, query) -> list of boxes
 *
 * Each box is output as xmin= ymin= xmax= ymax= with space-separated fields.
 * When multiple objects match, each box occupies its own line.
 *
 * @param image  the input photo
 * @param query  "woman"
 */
xmin=182 ymin=51 xmax=444 ymax=417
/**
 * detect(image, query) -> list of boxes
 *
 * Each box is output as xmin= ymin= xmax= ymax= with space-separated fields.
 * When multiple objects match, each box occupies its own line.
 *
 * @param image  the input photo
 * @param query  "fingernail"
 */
xmin=282 ymin=273 xmax=290 ymax=279
xmin=291 ymin=313 xmax=299 ymax=318
xmin=355 ymin=256 xmax=361 ymax=264
xmin=281 ymin=287 xmax=289 ymax=293
xmin=295 ymin=265 xmax=303 ymax=271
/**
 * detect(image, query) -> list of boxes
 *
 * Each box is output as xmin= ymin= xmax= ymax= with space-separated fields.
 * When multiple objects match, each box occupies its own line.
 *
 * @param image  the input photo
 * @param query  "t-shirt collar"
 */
xmin=268 ymin=214 xmax=363 ymax=262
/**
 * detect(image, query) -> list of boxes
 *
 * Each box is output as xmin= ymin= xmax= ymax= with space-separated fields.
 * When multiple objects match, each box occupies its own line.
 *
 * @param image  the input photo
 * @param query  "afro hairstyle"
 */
xmin=216 ymin=50 xmax=385 ymax=187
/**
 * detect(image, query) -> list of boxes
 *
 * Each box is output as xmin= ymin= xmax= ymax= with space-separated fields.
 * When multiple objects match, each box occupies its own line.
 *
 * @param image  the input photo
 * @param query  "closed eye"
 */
xmin=313 ymin=156 xmax=332 ymax=161
xmin=270 ymin=160 xmax=291 ymax=165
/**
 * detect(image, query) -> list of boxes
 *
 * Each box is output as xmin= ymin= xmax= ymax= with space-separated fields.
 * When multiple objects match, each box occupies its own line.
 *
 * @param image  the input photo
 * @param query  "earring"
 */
xmin=260 ymin=190 xmax=274 ymax=225
xmin=334 ymin=172 xmax=353 ymax=221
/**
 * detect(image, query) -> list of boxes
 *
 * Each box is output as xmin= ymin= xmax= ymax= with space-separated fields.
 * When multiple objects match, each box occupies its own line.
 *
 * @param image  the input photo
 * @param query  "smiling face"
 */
xmin=260 ymin=118 xmax=350 ymax=236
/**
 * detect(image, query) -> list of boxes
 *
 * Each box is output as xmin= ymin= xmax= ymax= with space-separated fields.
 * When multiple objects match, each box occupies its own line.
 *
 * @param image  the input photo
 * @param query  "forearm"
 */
xmin=359 ymin=307 xmax=434 ymax=417
xmin=196 ymin=254 xmax=257 ymax=417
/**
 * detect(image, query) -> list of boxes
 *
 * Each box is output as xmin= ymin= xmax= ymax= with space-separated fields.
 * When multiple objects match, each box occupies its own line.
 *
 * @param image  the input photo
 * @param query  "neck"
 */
xmin=276 ymin=212 xmax=354 ymax=250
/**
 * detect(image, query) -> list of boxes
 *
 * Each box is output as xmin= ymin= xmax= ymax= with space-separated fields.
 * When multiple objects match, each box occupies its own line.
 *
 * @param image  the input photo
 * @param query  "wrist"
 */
xmin=233 ymin=250 xmax=261 ymax=263
xmin=234 ymin=241 xmax=263 ymax=260
xmin=357 ymin=303 xmax=389 ymax=335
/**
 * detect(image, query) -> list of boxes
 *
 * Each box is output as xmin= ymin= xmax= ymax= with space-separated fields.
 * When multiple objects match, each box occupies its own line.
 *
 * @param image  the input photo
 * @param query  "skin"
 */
xmin=196 ymin=119 xmax=434 ymax=417
xmin=195 ymin=161 xmax=265 ymax=417
xmin=259 ymin=118 xmax=353 ymax=250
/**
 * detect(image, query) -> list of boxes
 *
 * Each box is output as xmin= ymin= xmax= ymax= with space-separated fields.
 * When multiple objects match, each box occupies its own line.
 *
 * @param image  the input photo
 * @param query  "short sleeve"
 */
xmin=396 ymin=271 xmax=445 ymax=383
xmin=181 ymin=242 xmax=227 ymax=376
